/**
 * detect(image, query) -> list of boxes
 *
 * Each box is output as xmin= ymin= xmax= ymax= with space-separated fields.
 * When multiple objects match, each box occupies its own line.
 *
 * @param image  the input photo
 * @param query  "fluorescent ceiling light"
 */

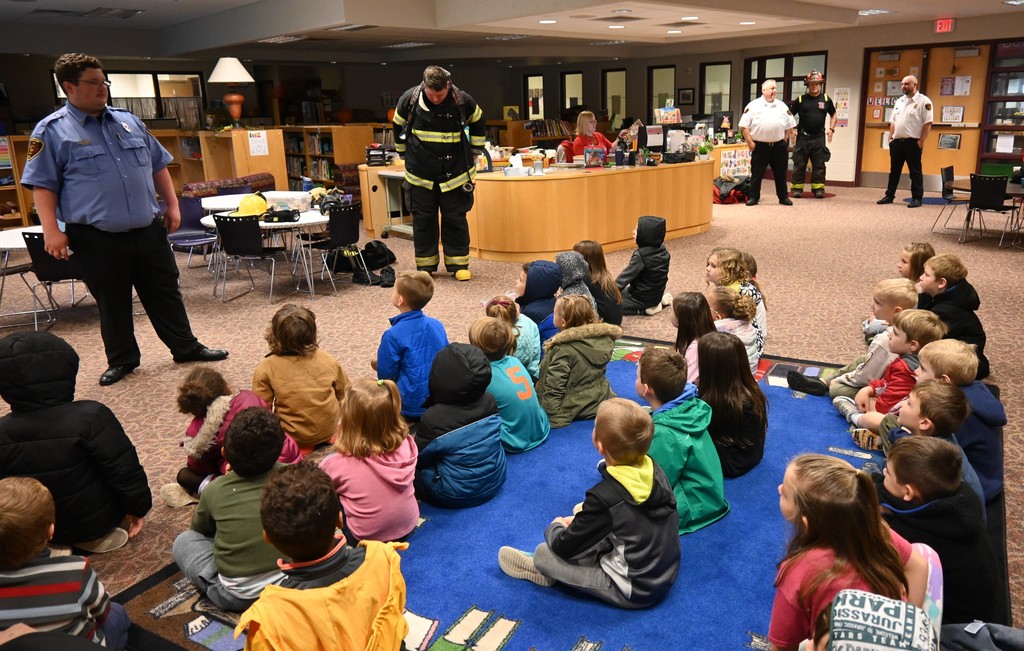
xmin=739 ymin=21 xmax=756 ymax=25
xmin=609 ymin=25 xmax=625 ymax=29
xmin=258 ymin=35 xmax=306 ymax=44
xmin=1003 ymin=0 xmax=1024 ymax=5
xmin=612 ymin=8 xmax=632 ymax=13
xmin=590 ymin=40 xmax=630 ymax=45
xmin=327 ymin=24 xmax=368 ymax=31
xmin=538 ymin=19 xmax=557 ymax=24
xmin=680 ymin=16 xmax=699 ymax=20
xmin=667 ymin=30 xmax=682 ymax=34
xmin=858 ymin=9 xmax=894 ymax=15
xmin=381 ymin=42 xmax=433 ymax=49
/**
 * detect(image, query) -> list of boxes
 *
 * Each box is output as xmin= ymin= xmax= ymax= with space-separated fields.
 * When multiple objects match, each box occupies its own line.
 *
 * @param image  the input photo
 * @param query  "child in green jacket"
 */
xmin=636 ymin=347 xmax=729 ymax=534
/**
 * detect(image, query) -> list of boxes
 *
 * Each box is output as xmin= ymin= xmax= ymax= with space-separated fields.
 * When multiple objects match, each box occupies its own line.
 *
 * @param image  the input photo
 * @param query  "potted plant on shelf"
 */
xmin=697 ymin=142 xmax=714 ymax=160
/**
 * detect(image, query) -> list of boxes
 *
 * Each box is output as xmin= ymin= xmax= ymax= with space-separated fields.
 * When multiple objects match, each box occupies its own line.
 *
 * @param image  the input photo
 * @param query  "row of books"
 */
xmin=526 ymin=119 xmax=574 ymax=139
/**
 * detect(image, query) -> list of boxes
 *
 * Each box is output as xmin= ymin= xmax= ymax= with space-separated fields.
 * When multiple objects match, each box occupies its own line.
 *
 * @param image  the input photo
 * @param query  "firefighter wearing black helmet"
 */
xmin=789 ymin=70 xmax=837 ymax=199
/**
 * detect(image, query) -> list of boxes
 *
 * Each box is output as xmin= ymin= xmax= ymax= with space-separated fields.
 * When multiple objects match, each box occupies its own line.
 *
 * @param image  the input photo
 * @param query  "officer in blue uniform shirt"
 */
xmin=20 ymin=53 xmax=227 ymax=386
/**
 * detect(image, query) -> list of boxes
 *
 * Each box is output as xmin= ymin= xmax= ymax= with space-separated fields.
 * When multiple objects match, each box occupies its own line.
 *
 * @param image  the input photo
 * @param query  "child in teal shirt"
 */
xmin=469 ymin=317 xmax=550 ymax=453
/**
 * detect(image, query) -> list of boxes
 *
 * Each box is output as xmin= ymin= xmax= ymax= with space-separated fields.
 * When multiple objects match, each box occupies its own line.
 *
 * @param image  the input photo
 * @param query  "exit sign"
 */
xmin=935 ymin=18 xmax=955 ymax=33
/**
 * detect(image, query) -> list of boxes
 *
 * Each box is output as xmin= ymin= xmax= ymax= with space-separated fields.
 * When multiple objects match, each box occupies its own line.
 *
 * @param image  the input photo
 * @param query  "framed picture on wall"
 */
xmin=937 ymin=133 xmax=962 ymax=150
xmin=677 ymin=88 xmax=695 ymax=106
xmin=941 ymin=106 xmax=965 ymax=123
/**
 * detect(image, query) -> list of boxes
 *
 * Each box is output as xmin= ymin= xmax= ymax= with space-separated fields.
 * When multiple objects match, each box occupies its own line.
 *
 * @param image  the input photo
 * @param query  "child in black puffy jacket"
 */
xmin=616 ymin=215 xmax=672 ymax=316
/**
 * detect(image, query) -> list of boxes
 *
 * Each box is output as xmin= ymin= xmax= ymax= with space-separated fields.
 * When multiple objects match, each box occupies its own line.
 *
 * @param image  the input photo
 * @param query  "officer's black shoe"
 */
xmin=99 ymin=364 xmax=139 ymax=386
xmin=745 ymin=198 xmax=759 ymax=206
xmin=174 ymin=346 xmax=229 ymax=364
xmin=813 ymin=190 xmax=825 ymax=199
xmin=779 ymin=198 xmax=794 ymax=206
xmin=907 ymin=200 xmax=922 ymax=208
xmin=876 ymin=196 xmax=894 ymax=205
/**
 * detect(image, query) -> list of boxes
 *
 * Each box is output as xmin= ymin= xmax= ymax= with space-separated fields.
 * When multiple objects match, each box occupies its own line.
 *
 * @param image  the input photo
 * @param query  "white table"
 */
xmin=200 ymin=191 xmax=312 ymax=213
xmin=201 ymin=210 xmax=330 ymax=297
xmin=0 ymin=226 xmax=67 ymax=327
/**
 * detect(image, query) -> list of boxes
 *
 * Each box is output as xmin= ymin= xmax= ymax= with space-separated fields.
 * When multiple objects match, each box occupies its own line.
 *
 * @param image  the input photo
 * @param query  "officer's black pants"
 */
xmin=749 ymin=140 xmax=789 ymax=202
xmin=65 ymin=220 xmax=199 ymax=367
xmin=884 ymin=137 xmax=924 ymax=202
xmin=791 ymin=134 xmax=828 ymax=190
xmin=405 ymin=182 xmax=473 ymax=272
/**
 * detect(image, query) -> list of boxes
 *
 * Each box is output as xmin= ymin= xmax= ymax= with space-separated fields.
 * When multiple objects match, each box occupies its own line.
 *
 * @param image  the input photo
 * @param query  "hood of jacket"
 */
xmin=881 ymin=482 xmax=985 ymax=544
xmin=652 ymin=384 xmax=712 ymax=434
xmin=930 ymin=279 xmax=981 ymax=311
xmin=544 ymin=322 xmax=622 ymax=364
xmin=427 ymin=343 xmax=491 ymax=406
xmin=555 ymin=251 xmax=597 ymax=308
xmin=635 ymin=215 xmax=666 ymax=248
xmin=0 ymin=332 xmax=78 ymax=412
xmin=516 ymin=260 xmax=561 ymax=306
xmin=365 ymin=436 xmax=418 ymax=491
xmin=961 ymin=381 xmax=1007 ymax=428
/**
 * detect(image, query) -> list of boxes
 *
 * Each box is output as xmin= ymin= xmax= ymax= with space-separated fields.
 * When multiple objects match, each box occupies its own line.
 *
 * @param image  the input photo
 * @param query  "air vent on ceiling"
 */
xmin=381 ymin=42 xmax=434 ymax=49
xmin=589 ymin=40 xmax=631 ymax=46
xmin=485 ymin=34 xmax=532 ymax=41
xmin=258 ymin=35 xmax=307 ymax=44
xmin=83 ymin=7 xmax=145 ymax=19
xmin=591 ymin=16 xmax=644 ymax=23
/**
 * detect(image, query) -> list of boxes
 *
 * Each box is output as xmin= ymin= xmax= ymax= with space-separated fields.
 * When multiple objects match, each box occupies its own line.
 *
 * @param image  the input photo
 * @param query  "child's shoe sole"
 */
xmin=851 ymin=427 xmax=882 ymax=451
xmin=498 ymin=546 xmax=554 ymax=586
xmin=161 ymin=483 xmax=199 ymax=508
xmin=76 ymin=527 xmax=129 ymax=554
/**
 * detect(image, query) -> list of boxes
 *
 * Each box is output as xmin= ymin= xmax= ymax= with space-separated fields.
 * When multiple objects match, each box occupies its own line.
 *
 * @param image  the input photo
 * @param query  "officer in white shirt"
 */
xmin=878 ymin=75 xmax=933 ymax=208
xmin=739 ymin=79 xmax=797 ymax=206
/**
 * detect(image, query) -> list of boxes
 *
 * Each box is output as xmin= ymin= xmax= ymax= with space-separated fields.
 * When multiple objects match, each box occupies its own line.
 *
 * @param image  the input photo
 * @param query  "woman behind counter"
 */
xmin=572 ymin=111 xmax=629 ymax=158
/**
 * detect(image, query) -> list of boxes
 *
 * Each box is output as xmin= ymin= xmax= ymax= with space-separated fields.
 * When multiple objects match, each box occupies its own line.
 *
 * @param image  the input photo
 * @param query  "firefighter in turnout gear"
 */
xmin=392 ymin=66 xmax=486 ymax=280
xmin=789 ymin=70 xmax=837 ymax=199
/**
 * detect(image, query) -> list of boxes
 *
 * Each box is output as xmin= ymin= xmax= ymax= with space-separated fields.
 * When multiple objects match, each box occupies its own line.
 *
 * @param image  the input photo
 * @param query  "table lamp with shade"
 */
xmin=208 ymin=57 xmax=254 ymax=127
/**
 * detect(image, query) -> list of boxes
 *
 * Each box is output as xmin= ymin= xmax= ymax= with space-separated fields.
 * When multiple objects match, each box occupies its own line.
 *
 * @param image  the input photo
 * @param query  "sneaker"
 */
xmin=76 ymin=527 xmax=129 ymax=554
xmin=786 ymin=370 xmax=828 ymax=396
xmin=161 ymin=483 xmax=199 ymax=508
xmin=861 ymin=461 xmax=883 ymax=476
xmin=832 ymin=396 xmax=862 ymax=423
xmin=791 ymin=189 xmax=803 ymax=198
xmin=644 ymin=302 xmax=664 ymax=316
xmin=498 ymin=547 xmax=554 ymax=587
xmin=379 ymin=266 xmax=396 ymax=288
xmin=851 ymin=428 xmax=882 ymax=451
xmin=48 ymin=544 xmax=72 ymax=557
xmin=454 ymin=269 xmax=472 ymax=281
xmin=661 ymin=292 xmax=673 ymax=307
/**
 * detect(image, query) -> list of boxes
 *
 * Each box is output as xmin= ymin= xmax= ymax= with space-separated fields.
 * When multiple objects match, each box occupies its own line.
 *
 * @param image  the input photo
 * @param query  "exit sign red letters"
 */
xmin=935 ymin=18 xmax=955 ymax=33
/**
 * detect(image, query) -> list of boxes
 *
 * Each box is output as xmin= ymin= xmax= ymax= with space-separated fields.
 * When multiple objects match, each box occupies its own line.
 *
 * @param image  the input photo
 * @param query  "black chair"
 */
xmin=21 ymin=231 xmax=90 ymax=330
xmin=960 ymin=174 xmax=1016 ymax=244
xmin=930 ymin=166 xmax=969 ymax=234
xmin=168 ymin=197 xmax=218 ymax=267
xmin=212 ymin=215 xmax=287 ymax=302
xmin=0 ymin=250 xmax=37 ymax=329
xmin=296 ymin=202 xmax=369 ymax=295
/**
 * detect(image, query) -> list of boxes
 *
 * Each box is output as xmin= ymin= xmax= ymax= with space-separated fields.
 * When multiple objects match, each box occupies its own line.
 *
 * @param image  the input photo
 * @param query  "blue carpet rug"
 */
xmin=400 ymin=345 xmax=869 ymax=651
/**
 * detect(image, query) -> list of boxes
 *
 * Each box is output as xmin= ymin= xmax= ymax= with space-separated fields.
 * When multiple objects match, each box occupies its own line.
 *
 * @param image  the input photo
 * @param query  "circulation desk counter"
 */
xmin=359 ymin=161 xmax=713 ymax=263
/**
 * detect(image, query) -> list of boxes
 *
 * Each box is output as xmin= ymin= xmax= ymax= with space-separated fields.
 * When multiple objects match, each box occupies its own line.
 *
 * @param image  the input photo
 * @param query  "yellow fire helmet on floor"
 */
xmin=229 ymin=192 xmax=268 ymax=217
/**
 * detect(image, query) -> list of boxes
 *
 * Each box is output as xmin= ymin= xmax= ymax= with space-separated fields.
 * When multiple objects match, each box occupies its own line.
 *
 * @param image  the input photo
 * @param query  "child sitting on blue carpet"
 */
xmin=670 ymin=292 xmax=716 ymax=385
xmin=514 ymin=260 xmax=561 ymax=344
xmin=414 ymin=343 xmax=506 ymax=507
xmin=636 ymin=347 xmax=728 ymax=534
xmin=770 ymin=454 xmax=928 ymax=649
xmin=498 ymin=398 xmax=680 ymax=609
xmin=470 ymin=317 xmax=549 ymax=453
xmin=235 ymin=463 xmax=409 ymax=649
xmin=706 ymin=286 xmax=760 ymax=373
xmin=485 ymin=296 xmax=541 ymax=381
xmin=873 ymin=436 xmax=1000 ymax=625
xmin=697 ymin=332 xmax=768 ymax=478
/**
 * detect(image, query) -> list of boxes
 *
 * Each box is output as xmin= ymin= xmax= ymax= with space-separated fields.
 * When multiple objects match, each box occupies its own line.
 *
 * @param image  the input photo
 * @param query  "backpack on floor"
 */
xmin=362 ymin=240 xmax=397 ymax=270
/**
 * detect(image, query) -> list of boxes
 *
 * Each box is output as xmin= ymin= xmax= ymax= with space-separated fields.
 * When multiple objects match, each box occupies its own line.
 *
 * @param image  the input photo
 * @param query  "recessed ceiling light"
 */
xmin=680 ymin=16 xmax=699 ymax=20
xmin=739 ymin=21 xmax=756 ymax=25
xmin=539 ymin=19 xmax=557 ymax=24
xmin=609 ymin=25 xmax=625 ymax=29
xmin=667 ymin=29 xmax=682 ymax=34
xmin=858 ymin=9 xmax=894 ymax=15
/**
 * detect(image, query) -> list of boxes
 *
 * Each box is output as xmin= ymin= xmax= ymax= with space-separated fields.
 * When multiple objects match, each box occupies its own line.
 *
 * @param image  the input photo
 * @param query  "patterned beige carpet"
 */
xmin=1 ymin=186 xmax=1019 ymax=625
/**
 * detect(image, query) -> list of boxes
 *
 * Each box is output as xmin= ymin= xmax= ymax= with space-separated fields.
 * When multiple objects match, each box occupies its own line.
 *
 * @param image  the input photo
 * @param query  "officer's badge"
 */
xmin=818 ymin=102 xmax=825 ymax=110
xmin=27 ymin=138 xmax=44 ymax=161
xmin=925 ymin=103 xmax=932 ymax=110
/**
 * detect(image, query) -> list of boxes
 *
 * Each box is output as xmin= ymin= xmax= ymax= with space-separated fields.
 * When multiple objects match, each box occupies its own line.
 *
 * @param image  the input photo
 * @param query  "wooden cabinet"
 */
xmin=280 ymin=125 xmax=385 ymax=190
xmin=151 ymin=129 xmax=207 ymax=196
xmin=1 ymin=136 xmax=31 ymax=228
xmin=980 ymin=42 xmax=1024 ymax=175
xmin=197 ymin=129 xmax=287 ymax=190
xmin=484 ymin=120 xmax=532 ymax=149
